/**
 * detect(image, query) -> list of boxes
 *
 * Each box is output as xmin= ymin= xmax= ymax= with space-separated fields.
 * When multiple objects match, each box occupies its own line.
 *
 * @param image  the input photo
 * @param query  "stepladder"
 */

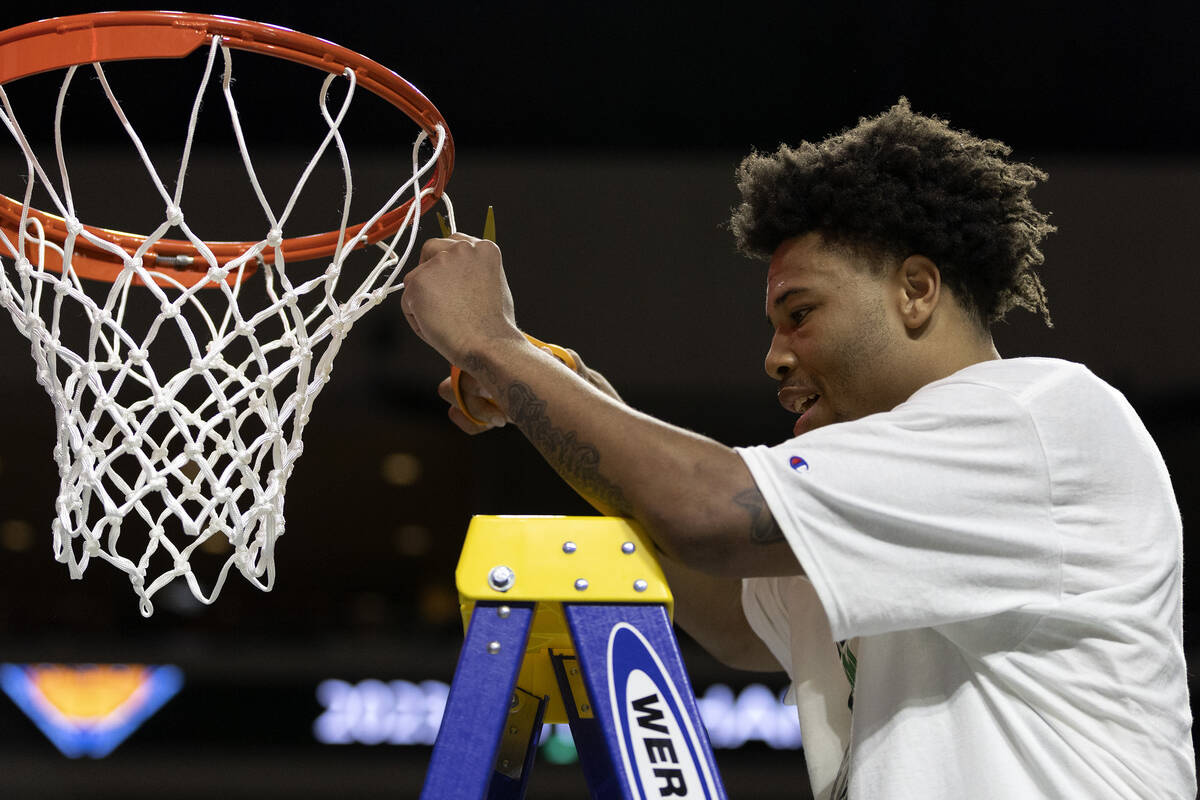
xmin=422 ymin=516 xmax=728 ymax=799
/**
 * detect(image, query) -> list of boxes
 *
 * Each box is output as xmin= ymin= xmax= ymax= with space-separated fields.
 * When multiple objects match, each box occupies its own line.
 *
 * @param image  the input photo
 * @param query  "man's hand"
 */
xmin=437 ymin=347 xmax=626 ymax=434
xmin=400 ymin=233 xmax=523 ymax=367
xmin=438 ymin=370 xmax=507 ymax=432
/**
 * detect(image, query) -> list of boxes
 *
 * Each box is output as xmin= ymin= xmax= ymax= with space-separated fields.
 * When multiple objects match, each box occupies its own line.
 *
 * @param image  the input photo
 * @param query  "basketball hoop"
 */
xmin=0 ymin=12 xmax=455 ymax=615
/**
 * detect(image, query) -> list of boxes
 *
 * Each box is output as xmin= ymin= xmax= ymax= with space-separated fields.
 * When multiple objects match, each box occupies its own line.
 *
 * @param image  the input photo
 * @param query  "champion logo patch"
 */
xmin=789 ymin=455 xmax=809 ymax=472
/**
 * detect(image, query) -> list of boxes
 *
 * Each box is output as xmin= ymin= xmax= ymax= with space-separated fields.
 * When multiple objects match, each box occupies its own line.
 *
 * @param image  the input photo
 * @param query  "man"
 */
xmin=400 ymin=100 xmax=1195 ymax=798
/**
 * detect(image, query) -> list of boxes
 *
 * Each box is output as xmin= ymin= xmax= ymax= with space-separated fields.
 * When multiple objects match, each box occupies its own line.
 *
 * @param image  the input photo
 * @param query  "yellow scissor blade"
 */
xmin=483 ymin=206 xmax=496 ymax=242
xmin=436 ymin=212 xmax=452 ymax=237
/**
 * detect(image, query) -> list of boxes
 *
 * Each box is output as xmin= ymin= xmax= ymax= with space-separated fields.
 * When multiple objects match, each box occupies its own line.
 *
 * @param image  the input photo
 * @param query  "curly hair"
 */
xmin=730 ymin=98 xmax=1055 ymax=326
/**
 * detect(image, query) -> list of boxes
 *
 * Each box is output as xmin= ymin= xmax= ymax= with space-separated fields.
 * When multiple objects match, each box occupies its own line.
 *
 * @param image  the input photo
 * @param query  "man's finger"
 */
xmin=419 ymin=232 xmax=482 ymax=262
xmin=447 ymin=405 xmax=495 ymax=434
xmin=438 ymin=374 xmax=505 ymax=428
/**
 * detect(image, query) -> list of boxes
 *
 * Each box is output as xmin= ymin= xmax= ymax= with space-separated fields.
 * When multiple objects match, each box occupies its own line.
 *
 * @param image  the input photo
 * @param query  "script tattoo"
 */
xmin=502 ymin=381 xmax=633 ymax=516
xmin=734 ymin=488 xmax=784 ymax=544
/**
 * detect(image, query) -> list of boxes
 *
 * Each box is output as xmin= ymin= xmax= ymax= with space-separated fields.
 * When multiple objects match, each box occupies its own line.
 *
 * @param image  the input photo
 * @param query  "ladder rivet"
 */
xmin=497 ymin=605 xmax=511 ymax=618
xmin=621 ymin=541 xmax=636 ymax=554
xmin=487 ymin=641 xmax=501 ymax=654
xmin=488 ymin=565 xmax=515 ymax=592
xmin=562 ymin=541 xmax=577 ymax=553
xmin=634 ymin=579 xmax=648 ymax=592
xmin=574 ymin=578 xmax=589 ymax=591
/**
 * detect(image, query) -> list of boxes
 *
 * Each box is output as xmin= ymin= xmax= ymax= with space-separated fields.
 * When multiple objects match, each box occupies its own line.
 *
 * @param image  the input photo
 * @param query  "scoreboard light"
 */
xmin=314 ymin=678 xmax=801 ymax=752
xmin=0 ymin=663 xmax=183 ymax=758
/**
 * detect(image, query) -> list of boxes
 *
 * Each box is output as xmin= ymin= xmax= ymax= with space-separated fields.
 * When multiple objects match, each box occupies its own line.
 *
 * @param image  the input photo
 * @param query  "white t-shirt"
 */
xmin=737 ymin=357 xmax=1195 ymax=800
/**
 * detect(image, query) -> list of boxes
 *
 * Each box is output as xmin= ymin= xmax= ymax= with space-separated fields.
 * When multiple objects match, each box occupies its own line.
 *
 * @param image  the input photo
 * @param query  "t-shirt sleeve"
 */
xmin=736 ymin=382 xmax=1061 ymax=642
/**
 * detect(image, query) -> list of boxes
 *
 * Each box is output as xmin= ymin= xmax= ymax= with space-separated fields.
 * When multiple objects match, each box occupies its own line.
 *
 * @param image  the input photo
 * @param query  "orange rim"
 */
xmin=0 ymin=11 xmax=454 ymax=288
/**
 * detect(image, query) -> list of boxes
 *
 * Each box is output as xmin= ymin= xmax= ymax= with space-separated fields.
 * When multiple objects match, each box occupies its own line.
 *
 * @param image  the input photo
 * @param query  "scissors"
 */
xmin=437 ymin=207 xmax=578 ymax=426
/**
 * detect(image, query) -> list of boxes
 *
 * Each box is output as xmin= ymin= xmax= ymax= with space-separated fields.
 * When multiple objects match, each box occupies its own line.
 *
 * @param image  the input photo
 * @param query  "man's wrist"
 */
xmin=460 ymin=332 xmax=543 ymax=396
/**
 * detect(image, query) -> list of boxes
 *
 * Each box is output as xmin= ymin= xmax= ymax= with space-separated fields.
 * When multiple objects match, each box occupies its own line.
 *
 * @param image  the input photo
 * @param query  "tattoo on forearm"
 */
xmin=734 ymin=488 xmax=784 ymax=544
xmin=501 ymin=381 xmax=633 ymax=516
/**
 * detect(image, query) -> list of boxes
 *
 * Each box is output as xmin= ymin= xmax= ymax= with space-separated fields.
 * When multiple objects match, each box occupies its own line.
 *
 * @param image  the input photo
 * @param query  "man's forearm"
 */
xmin=462 ymin=337 xmax=800 ymax=577
xmin=500 ymin=378 xmax=634 ymax=516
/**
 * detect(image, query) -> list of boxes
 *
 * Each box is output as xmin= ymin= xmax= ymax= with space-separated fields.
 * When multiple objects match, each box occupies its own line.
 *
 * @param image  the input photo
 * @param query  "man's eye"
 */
xmin=790 ymin=308 xmax=811 ymax=325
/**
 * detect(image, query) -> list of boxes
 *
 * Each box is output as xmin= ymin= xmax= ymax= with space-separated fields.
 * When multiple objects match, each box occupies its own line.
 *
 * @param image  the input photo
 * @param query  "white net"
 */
xmin=0 ymin=35 xmax=452 ymax=615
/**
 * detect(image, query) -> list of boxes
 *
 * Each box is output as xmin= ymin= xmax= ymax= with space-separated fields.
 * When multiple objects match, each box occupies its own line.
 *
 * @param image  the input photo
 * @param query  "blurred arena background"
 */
xmin=0 ymin=2 xmax=1196 ymax=797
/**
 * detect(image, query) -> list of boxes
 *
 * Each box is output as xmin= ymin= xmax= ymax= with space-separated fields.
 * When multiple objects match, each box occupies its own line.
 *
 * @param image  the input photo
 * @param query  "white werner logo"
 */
xmin=624 ymin=668 xmax=704 ymax=797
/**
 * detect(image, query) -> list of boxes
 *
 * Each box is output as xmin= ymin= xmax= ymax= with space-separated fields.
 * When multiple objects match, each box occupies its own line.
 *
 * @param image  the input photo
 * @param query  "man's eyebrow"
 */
xmin=766 ymin=287 xmax=812 ymax=325
xmin=772 ymin=287 xmax=812 ymax=308
xmin=768 ymin=289 xmax=816 ymax=323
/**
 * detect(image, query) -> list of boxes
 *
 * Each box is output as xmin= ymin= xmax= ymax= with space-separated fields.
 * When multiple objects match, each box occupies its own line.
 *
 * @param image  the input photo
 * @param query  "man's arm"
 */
xmin=447 ymin=346 xmax=786 ymax=672
xmin=400 ymin=234 xmax=803 ymax=578
xmin=658 ymin=556 xmax=784 ymax=672
xmin=459 ymin=336 xmax=799 ymax=577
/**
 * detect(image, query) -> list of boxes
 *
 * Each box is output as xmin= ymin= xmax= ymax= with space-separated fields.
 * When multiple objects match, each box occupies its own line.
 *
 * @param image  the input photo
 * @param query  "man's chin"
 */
xmin=792 ymin=403 xmax=825 ymax=437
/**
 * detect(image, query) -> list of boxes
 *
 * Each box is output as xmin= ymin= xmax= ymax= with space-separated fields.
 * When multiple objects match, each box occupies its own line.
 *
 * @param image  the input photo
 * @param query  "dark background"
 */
xmin=0 ymin=2 xmax=1197 ymax=798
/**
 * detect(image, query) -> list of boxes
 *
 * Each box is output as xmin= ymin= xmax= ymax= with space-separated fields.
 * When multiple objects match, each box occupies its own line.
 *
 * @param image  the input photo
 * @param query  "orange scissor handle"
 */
xmin=451 ymin=335 xmax=578 ymax=426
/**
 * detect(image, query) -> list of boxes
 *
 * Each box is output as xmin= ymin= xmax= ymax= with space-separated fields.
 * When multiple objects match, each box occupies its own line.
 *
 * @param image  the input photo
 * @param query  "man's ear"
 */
xmin=895 ymin=254 xmax=940 ymax=330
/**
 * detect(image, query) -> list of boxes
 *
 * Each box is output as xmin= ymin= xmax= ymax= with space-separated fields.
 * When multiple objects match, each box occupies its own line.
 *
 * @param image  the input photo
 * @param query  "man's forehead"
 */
xmin=766 ymin=233 xmax=839 ymax=293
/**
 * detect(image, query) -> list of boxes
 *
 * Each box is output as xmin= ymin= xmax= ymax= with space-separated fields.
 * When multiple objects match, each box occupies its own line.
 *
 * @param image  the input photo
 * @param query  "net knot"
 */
xmin=84 ymin=539 xmax=101 ymax=556
xmin=160 ymin=301 xmax=180 ymax=319
xmin=65 ymin=216 xmax=84 ymax=238
xmin=15 ymin=257 xmax=32 ymax=277
xmin=129 ymin=348 xmax=149 ymax=365
xmin=329 ymin=312 xmax=349 ymax=340
xmin=165 ymin=204 xmax=184 ymax=227
xmin=266 ymin=228 xmax=284 ymax=248
xmin=207 ymin=266 xmax=230 ymax=283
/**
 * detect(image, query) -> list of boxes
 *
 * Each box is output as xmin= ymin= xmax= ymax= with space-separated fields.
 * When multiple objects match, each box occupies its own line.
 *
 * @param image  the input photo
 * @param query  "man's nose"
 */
xmin=764 ymin=332 xmax=795 ymax=379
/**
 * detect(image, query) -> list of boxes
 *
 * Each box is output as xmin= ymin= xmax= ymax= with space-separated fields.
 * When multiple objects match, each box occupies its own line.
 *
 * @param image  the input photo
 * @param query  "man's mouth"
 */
xmin=778 ymin=386 xmax=822 ymax=435
xmin=789 ymin=393 xmax=819 ymax=415
xmin=779 ymin=386 xmax=819 ymax=413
